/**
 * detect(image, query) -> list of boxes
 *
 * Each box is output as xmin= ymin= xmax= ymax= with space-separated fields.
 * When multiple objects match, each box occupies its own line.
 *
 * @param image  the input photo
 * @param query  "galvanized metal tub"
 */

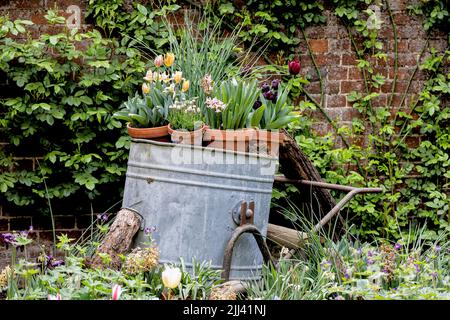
xmin=122 ymin=139 xmax=278 ymax=280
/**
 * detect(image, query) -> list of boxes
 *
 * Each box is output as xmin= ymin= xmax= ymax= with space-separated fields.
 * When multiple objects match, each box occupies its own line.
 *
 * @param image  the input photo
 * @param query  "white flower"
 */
xmin=159 ymin=72 xmax=170 ymax=83
xmin=48 ymin=293 xmax=61 ymax=300
xmin=143 ymin=69 xmax=153 ymax=82
xmin=206 ymin=97 xmax=227 ymax=113
xmin=162 ymin=266 xmax=182 ymax=289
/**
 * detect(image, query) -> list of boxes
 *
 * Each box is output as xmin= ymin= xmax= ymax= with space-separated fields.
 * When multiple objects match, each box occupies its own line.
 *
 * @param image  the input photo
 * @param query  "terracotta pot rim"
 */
xmin=127 ymin=123 xmax=169 ymax=139
xmin=168 ymin=123 xmax=206 ymax=134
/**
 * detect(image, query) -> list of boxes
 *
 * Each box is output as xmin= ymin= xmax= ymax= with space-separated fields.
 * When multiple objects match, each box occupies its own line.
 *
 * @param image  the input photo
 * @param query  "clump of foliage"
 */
xmin=0 ymin=4 xmax=179 ymax=212
xmin=246 ymin=209 xmax=450 ymax=300
xmin=0 ymin=223 xmax=221 ymax=300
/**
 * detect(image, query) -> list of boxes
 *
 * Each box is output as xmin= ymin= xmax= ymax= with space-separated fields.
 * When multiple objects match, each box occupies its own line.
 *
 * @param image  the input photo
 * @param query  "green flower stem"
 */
xmin=385 ymin=0 xmax=398 ymax=108
xmin=390 ymin=36 xmax=430 ymax=144
xmin=299 ymin=24 xmax=325 ymax=108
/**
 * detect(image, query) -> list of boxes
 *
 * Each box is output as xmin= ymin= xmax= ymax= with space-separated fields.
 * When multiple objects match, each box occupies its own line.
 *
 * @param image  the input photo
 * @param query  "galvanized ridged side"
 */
xmin=122 ymin=139 xmax=277 ymax=280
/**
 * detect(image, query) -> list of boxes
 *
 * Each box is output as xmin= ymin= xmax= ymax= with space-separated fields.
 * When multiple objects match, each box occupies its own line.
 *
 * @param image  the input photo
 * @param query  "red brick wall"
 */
xmin=0 ymin=0 xmax=448 ymax=267
xmin=300 ymin=6 xmax=447 ymax=145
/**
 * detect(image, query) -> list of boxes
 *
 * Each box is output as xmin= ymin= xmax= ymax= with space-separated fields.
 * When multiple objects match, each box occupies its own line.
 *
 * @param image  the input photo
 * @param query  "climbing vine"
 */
xmin=0 ymin=0 xmax=448 ymax=240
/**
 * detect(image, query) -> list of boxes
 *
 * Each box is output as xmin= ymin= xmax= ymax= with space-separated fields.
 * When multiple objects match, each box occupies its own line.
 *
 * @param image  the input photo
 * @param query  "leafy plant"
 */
xmin=167 ymin=99 xmax=203 ymax=131
xmin=257 ymin=84 xmax=298 ymax=130
xmin=211 ymin=78 xmax=260 ymax=129
xmin=113 ymin=92 xmax=167 ymax=128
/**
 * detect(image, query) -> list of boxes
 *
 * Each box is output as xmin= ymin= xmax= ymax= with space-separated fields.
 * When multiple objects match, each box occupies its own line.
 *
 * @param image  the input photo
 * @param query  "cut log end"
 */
xmin=90 ymin=208 xmax=142 ymax=270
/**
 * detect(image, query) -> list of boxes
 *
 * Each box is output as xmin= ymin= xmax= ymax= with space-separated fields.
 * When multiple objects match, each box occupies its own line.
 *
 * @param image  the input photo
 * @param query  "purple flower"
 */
xmin=253 ymin=100 xmax=262 ymax=110
xmin=144 ymin=225 xmax=157 ymax=235
xmin=368 ymin=251 xmax=373 ymax=257
xmin=240 ymin=65 xmax=252 ymax=77
xmin=263 ymin=90 xmax=274 ymax=101
xmin=414 ymin=264 xmax=420 ymax=273
xmin=431 ymin=272 xmax=438 ymax=279
xmin=1 ymin=233 xmax=16 ymax=249
xmin=271 ymin=92 xmax=278 ymax=102
xmin=394 ymin=243 xmax=401 ymax=250
xmin=344 ymin=271 xmax=350 ymax=279
xmin=97 ymin=214 xmax=108 ymax=222
xmin=51 ymin=259 xmax=65 ymax=268
xmin=366 ymin=258 xmax=374 ymax=265
xmin=356 ymin=248 xmax=362 ymax=255
xmin=320 ymin=260 xmax=332 ymax=270
xmin=434 ymin=245 xmax=441 ymax=252
xmin=271 ymin=79 xmax=280 ymax=90
xmin=261 ymin=83 xmax=270 ymax=93
xmin=334 ymin=295 xmax=344 ymax=300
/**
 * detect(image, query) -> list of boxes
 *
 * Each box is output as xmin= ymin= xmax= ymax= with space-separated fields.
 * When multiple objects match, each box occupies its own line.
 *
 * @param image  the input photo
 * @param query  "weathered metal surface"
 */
xmin=122 ymin=139 xmax=278 ymax=280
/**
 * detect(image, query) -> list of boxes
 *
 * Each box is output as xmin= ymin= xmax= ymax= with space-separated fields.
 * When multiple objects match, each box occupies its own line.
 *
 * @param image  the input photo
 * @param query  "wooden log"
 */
xmin=91 ymin=208 xmax=142 ymax=269
xmin=267 ymin=223 xmax=309 ymax=249
xmin=279 ymin=130 xmax=337 ymax=213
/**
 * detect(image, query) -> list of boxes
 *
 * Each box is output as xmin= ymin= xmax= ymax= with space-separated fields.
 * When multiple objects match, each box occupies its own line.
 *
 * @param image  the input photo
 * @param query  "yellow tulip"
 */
xmin=142 ymin=83 xmax=150 ymax=94
xmin=164 ymin=53 xmax=175 ymax=67
xmin=182 ymin=80 xmax=190 ymax=92
xmin=173 ymin=71 xmax=182 ymax=84
xmin=154 ymin=55 xmax=164 ymax=68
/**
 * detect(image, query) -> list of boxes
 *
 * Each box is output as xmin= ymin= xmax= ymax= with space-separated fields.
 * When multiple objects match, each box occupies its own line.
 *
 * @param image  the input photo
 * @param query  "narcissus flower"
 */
xmin=164 ymin=53 xmax=175 ymax=67
xmin=142 ymin=83 xmax=150 ymax=94
xmin=112 ymin=284 xmax=122 ymax=300
xmin=162 ymin=266 xmax=182 ymax=289
xmin=154 ymin=55 xmax=164 ymax=68
xmin=173 ymin=71 xmax=183 ymax=84
xmin=288 ymin=58 xmax=301 ymax=75
xmin=182 ymin=80 xmax=190 ymax=92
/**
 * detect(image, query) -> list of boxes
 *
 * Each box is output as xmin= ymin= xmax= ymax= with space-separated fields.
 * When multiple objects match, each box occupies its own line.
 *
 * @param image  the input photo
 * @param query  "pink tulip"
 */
xmin=48 ymin=293 xmax=61 ymax=300
xmin=154 ymin=55 xmax=164 ymax=68
xmin=112 ymin=284 xmax=122 ymax=300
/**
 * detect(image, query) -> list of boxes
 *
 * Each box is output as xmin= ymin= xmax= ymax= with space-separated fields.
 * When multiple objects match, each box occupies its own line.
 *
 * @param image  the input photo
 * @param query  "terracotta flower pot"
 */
xmin=249 ymin=129 xmax=286 ymax=156
xmin=168 ymin=124 xmax=205 ymax=146
xmin=203 ymin=128 xmax=256 ymax=152
xmin=127 ymin=123 xmax=170 ymax=142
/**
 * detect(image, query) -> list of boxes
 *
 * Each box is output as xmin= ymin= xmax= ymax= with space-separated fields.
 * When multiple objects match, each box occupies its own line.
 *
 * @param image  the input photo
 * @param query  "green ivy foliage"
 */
xmin=0 ymin=12 xmax=132 ymax=210
xmin=210 ymin=0 xmax=326 ymax=60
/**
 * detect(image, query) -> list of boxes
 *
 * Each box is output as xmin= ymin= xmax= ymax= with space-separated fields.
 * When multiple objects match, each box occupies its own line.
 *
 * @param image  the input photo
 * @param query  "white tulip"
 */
xmin=162 ymin=266 xmax=182 ymax=289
